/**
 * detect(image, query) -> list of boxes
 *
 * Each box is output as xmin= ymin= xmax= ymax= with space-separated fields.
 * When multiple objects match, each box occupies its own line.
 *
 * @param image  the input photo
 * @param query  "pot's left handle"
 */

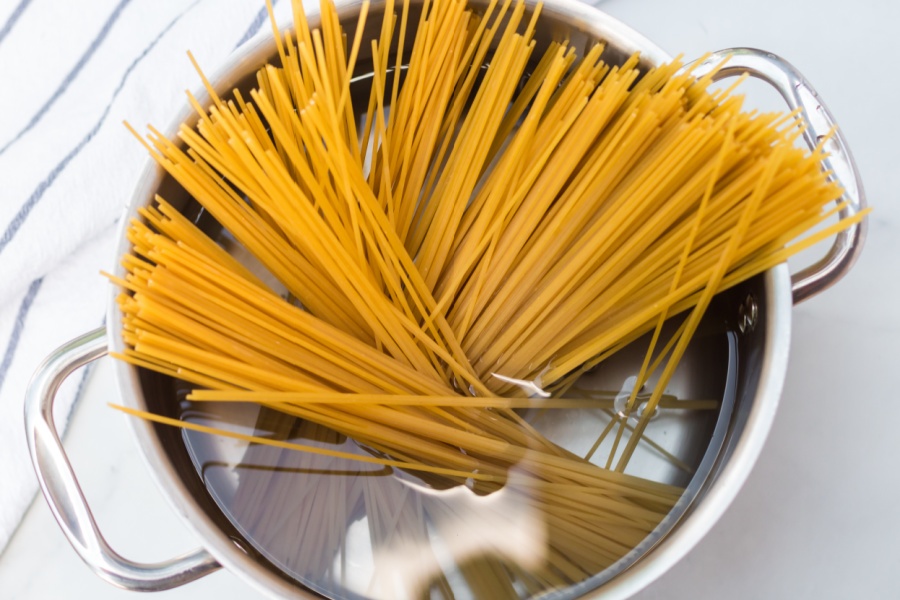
xmin=24 ymin=328 xmax=221 ymax=591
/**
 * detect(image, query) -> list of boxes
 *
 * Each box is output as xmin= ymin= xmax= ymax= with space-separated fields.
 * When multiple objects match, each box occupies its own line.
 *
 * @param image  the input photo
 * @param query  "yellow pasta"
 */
xmin=108 ymin=0 xmax=868 ymax=596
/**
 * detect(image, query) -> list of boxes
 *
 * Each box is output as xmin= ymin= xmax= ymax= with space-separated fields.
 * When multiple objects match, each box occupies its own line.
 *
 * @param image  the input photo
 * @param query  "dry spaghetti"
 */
xmin=107 ymin=0 xmax=868 ymax=596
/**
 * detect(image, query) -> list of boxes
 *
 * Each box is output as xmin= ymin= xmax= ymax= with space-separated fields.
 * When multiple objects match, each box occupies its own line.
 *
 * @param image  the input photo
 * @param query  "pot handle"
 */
xmin=684 ymin=47 xmax=868 ymax=305
xmin=24 ymin=327 xmax=221 ymax=591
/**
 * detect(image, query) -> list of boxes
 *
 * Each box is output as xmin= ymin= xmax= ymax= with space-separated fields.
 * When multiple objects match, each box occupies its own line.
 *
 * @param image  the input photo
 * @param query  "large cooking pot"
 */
xmin=25 ymin=0 xmax=866 ymax=597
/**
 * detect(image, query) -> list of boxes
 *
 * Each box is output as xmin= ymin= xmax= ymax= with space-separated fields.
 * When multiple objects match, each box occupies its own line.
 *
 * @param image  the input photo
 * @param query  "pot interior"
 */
xmin=122 ymin=1 xmax=780 ymax=598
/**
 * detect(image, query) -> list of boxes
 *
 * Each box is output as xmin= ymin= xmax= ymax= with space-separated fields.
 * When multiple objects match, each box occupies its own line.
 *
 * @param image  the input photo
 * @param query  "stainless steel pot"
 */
xmin=25 ymin=0 xmax=866 ymax=597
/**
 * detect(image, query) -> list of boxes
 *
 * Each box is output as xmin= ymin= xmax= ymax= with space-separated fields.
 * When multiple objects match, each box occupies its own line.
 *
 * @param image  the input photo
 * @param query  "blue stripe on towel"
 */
xmin=0 ymin=2 xmax=198 ymax=258
xmin=0 ymin=278 xmax=43 ymax=396
xmin=0 ymin=0 xmax=134 ymax=156
xmin=234 ymin=0 xmax=279 ymax=50
xmin=0 ymin=0 xmax=32 ymax=47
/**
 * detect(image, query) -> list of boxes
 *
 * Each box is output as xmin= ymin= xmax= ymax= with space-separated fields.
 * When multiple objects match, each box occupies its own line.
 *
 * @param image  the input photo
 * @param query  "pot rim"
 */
xmin=107 ymin=1 xmax=791 ymax=597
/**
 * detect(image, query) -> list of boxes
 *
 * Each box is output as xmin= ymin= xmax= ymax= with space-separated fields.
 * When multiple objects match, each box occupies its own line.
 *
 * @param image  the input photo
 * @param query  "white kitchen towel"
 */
xmin=0 ymin=0 xmax=296 ymax=554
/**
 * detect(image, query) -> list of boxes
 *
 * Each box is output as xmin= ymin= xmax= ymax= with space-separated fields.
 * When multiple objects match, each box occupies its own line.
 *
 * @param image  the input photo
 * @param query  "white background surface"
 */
xmin=2 ymin=0 xmax=898 ymax=598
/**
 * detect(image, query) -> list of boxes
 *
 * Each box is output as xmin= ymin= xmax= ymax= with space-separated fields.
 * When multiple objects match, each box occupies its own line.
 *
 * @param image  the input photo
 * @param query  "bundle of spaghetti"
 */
xmin=125 ymin=0 xmax=611 ymax=457
xmin=108 ymin=0 xmax=870 ymax=594
xmin=131 ymin=0 xmax=495 ymax=398
xmin=432 ymin=69 xmax=858 ymax=396
xmin=112 ymin=206 xmax=684 ymax=582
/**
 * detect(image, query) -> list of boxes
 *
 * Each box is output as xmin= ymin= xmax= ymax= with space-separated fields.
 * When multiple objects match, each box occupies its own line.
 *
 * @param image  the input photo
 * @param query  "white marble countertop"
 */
xmin=2 ymin=0 xmax=898 ymax=598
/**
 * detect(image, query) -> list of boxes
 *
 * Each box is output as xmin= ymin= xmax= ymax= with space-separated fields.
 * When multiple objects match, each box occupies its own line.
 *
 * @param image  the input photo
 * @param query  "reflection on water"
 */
xmin=179 ymin=320 xmax=733 ymax=599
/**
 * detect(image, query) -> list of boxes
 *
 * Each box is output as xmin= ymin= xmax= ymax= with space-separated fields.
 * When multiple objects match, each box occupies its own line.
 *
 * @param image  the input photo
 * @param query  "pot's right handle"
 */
xmin=24 ymin=328 xmax=221 ymax=591
xmin=685 ymin=48 xmax=868 ymax=305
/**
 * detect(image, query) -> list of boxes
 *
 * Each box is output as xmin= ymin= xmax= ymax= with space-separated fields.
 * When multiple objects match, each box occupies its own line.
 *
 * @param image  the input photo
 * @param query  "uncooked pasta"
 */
xmin=105 ymin=0 xmax=868 ymax=596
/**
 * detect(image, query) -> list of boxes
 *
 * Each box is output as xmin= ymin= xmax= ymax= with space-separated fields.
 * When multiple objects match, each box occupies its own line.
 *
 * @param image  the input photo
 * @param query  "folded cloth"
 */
xmin=0 ymin=0 xmax=291 ymax=554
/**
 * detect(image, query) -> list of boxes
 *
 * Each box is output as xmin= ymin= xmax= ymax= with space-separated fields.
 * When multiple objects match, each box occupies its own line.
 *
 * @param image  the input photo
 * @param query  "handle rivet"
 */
xmin=738 ymin=294 xmax=758 ymax=334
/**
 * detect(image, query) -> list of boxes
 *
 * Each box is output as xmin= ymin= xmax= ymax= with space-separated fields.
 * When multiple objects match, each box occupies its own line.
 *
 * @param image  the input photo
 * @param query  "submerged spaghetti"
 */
xmin=108 ymin=0 xmax=867 ymax=597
